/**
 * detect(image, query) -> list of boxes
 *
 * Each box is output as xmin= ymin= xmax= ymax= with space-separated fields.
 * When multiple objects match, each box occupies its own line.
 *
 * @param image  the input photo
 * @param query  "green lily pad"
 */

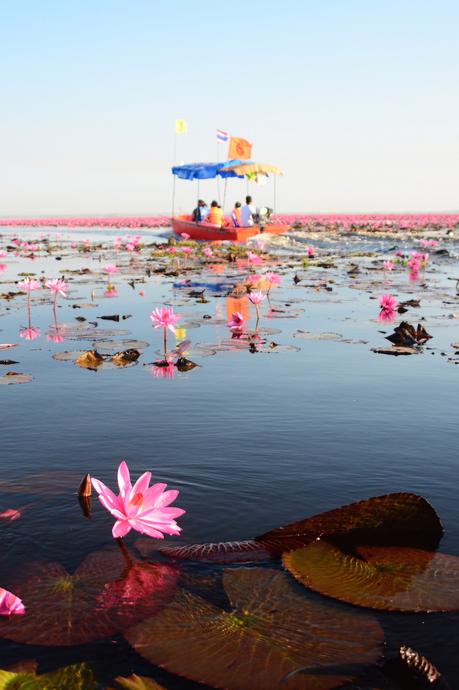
xmin=283 ymin=541 xmax=459 ymax=612
xmin=0 ymin=662 xmax=97 ymax=690
xmin=126 ymin=568 xmax=383 ymax=690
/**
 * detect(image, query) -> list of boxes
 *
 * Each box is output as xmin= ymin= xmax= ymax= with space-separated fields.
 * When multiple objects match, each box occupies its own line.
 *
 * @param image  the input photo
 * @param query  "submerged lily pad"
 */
xmin=0 ymin=372 xmax=32 ymax=385
xmin=159 ymin=540 xmax=271 ymax=563
xmin=283 ymin=542 xmax=459 ymax=612
xmin=126 ymin=568 xmax=383 ymax=690
xmin=0 ymin=662 xmax=97 ymax=690
xmin=255 ymin=493 xmax=443 ymax=555
xmin=0 ymin=549 xmax=177 ymax=645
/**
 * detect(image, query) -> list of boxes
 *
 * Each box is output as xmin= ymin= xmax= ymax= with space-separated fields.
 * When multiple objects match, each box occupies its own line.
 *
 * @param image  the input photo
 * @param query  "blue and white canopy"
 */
xmin=171 ymin=160 xmax=254 ymax=180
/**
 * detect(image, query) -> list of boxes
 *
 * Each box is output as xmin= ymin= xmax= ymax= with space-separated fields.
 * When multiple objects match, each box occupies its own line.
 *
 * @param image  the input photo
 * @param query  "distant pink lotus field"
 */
xmin=0 ymin=213 xmax=458 ymax=230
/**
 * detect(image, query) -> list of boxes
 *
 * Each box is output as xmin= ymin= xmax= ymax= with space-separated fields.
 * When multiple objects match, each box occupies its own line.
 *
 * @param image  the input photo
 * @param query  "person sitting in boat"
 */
xmin=240 ymin=196 xmax=257 ymax=227
xmin=191 ymin=199 xmax=209 ymax=223
xmin=207 ymin=200 xmax=224 ymax=226
xmin=231 ymin=202 xmax=242 ymax=227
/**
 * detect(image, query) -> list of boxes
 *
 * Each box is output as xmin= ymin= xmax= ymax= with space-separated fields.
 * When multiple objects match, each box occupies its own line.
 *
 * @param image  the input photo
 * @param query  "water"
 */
xmin=1 ymin=226 xmax=459 ymax=687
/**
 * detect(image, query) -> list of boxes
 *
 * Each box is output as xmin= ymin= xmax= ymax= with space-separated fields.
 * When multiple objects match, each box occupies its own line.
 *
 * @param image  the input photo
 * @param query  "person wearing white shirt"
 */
xmin=240 ymin=196 xmax=256 ymax=227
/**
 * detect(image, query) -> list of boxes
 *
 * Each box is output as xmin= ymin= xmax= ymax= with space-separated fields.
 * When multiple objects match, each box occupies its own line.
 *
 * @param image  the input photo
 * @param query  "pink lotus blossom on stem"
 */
xmin=248 ymin=291 xmax=267 ymax=305
xmin=167 ymin=246 xmax=178 ymax=254
xmin=379 ymin=294 xmax=398 ymax=311
xmin=247 ymin=252 xmax=263 ymax=266
xmin=246 ymin=274 xmax=262 ymax=286
xmin=408 ymin=258 xmax=421 ymax=272
xmin=91 ymin=460 xmax=185 ymax=539
xmin=181 ymin=246 xmax=193 ymax=255
xmin=383 ymin=261 xmax=394 ymax=271
xmin=0 ymin=509 xmax=21 ymax=521
xmin=265 ymin=272 xmax=282 ymax=287
xmin=150 ymin=307 xmax=181 ymax=334
xmin=0 ymin=588 xmax=25 ymax=616
xmin=227 ymin=312 xmax=245 ymax=330
xmin=180 ymin=233 xmax=190 ymax=240
xmin=307 ymin=246 xmax=316 ymax=258
xmin=202 ymin=246 xmax=213 ymax=257
xmin=45 ymin=278 xmax=68 ymax=297
xmin=17 ymin=277 xmax=41 ymax=293
xmin=19 ymin=326 xmax=41 ymax=341
xmin=103 ymin=264 xmax=119 ymax=275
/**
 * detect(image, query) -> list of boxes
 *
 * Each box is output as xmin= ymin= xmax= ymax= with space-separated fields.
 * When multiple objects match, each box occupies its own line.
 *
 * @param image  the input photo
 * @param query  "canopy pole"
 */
xmin=171 ymin=174 xmax=176 ymax=222
xmin=273 ymin=174 xmax=277 ymax=213
xmin=216 ymin=141 xmax=221 ymax=205
xmin=222 ymin=178 xmax=228 ymax=214
xmin=197 ymin=180 xmax=200 ymax=205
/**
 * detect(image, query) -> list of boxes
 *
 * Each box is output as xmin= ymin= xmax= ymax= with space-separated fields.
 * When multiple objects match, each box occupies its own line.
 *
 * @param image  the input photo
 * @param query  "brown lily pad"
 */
xmin=0 ymin=549 xmax=177 ymax=646
xmin=159 ymin=540 xmax=271 ymax=563
xmin=112 ymin=349 xmax=141 ymax=366
xmin=0 ymin=371 xmax=32 ymax=385
xmin=255 ymin=493 xmax=443 ymax=555
xmin=371 ymin=346 xmax=419 ymax=356
xmin=75 ymin=350 xmax=104 ymax=369
xmin=126 ymin=568 xmax=383 ymax=690
xmin=283 ymin=541 xmax=459 ymax=612
xmin=386 ymin=321 xmax=432 ymax=346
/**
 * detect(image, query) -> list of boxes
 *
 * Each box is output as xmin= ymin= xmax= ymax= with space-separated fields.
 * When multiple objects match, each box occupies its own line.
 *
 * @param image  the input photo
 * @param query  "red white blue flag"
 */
xmin=216 ymin=128 xmax=229 ymax=143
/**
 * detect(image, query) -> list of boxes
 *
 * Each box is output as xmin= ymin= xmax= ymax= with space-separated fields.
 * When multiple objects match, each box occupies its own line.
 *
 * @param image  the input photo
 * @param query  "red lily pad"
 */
xmin=159 ymin=539 xmax=271 ymax=563
xmin=126 ymin=568 xmax=383 ymax=690
xmin=283 ymin=541 xmax=459 ymax=612
xmin=255 ymin=493 xmax=443 ymax=555
xmin=0 ymin=549 xmax=177 ymax=645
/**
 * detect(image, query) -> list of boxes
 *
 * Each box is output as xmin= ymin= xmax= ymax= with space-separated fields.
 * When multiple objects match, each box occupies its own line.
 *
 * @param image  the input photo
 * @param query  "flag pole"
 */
xmin=171 ymin=129 xmax=177 ymax=221
xmin=216 ymin=139 xmax=221 ymax=205
xmin=273 ymin=174 xmax=277 ymax=213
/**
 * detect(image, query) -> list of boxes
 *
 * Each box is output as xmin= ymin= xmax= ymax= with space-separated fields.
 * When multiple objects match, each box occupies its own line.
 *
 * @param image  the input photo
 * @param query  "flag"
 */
xmin=175 ymin=119 xmax=188 ymax=134
xmin=228 ymin=136 xmax=252 ymax=160
xmin=216 ymin=128 xmax=229 ymax=143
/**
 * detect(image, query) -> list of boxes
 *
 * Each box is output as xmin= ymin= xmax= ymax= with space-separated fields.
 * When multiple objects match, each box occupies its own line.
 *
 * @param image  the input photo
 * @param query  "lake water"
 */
xmin=1 ymin=225 xmax=459 ymax=688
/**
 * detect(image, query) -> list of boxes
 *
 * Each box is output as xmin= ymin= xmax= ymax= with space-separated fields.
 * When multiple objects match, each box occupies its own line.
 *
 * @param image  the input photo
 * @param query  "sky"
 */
xmin=1 ymin=0 xmax=458 ymax=216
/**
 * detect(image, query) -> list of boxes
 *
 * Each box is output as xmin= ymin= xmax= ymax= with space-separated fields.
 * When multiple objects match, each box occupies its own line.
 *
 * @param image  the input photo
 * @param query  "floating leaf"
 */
xmin=255 ymin=493 xmax=443 ymax=555
xmin=0 ymin=372 xmax=32 ymax=385
xmin=75 ymin=350 xmax=104 ymax=369
xmin=283 ymin=542 xmax=459 ymax=612
xmin=92 ymin=339 xmax=150 ymax=351
xmin=112 ymin=349 xmax=141 ymax=366
xmin=371 ymin=346 xmax=419 ymax=356
xmin=386 ymin=321 xmax=432 ymax=346
xmin=0 ymin=662 xmax=97 ymax=690
xmin=126 ymin=568 xmax=383 ymax=690
xmin=159 ymin=540 xmax=271 ymax=563
xmin=0 ymin=344 xmax=18 ymax=350
xmin=110 ymin=674 xmax=167 ymax=690
xmin=0 ymin=549 xmax=177 ymax=645
xmin=175 ymin=357 xmax=198 ymax=372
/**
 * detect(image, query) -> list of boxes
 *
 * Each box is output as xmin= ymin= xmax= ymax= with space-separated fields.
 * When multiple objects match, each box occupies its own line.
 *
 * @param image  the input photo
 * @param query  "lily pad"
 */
xmin=371 ymin=346 xmax=419 ymax=356
xmin=126 ymin=568 xmax=383 ymax=690
xmin=0 ymin=372 xmax=32 ymax=385
xmin=159 ymin=540 xmax=271 ymax=563
xmin=0 ymin=662 xmax=97 ymax=690
xmin=0 ymin=549 xmax=177 ymax=645
xmin=283 ymin=541 xmax=459 ymax=612
xmin=255 ymin=493 xmax=443 ymax=555
xmin=110 ymin=674 xmax=167 ymax=690
xmin=91 ymin=339 xmax=150 ymax=351
xmin=75 ymin=350 xmax=104 ymax=369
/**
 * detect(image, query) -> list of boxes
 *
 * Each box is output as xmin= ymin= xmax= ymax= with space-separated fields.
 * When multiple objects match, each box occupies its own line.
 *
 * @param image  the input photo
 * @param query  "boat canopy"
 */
xmin=171 ymin=159 xmax=254 ymax=181
xmin=222 ymin=162 xmax=283 ymax=176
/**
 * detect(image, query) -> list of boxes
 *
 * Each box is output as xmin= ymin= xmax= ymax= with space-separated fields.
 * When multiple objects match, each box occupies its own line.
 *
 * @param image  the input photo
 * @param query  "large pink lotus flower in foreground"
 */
xmin=92 ymin=461 xmax=185 ymax=539
xmin=150 ymin=307 xmax=181 ymax=334
xmin=379 ymin=294 xmax=398 ymax=312
xmin=0 ymin=587 xmax=25 ymax=615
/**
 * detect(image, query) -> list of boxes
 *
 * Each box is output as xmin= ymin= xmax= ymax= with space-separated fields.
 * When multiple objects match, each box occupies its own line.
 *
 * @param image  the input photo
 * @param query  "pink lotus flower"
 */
xmin=104 ymin=287 xmax=118 ymax=298
xmin=408 ymin=258 xmax=421 ymax=272
xmin=227 ymin=312 xmax=245 ymax=330
xmin=0 ymin=508 xmax=21 ymax=521
xmin=167 ymin=246 xmax=178 ymax=254
xmin=45 ymin=278 xmax=68 ymax=297
xmin=248 ymin=291 xmax=266 ymax=305
xmin=91 ymin=460 xmax=185 ymax=539
xmin=103 ymin=264 xmax=119 ymax=274
xmin=19 ymin=326 xmax=41 ymax=341
xmin=150 ymin=307 xmax=180 ymax=334
xmin=379 ymin=294 xmax=398 ymax=311
xmin=0 ymin=588 xmax=25 ymax=616
xmin=247 ymin=252 xmax=263 ymax=266
xmin=202 ymin=246 xmax=213 ymax=257
xmin=246 ymin=274 xmax=262 ymax=286
xmin=383 ymin=261 xmax=394 ymax=271
xmin=0 ymin=250 xmax=7 ymax=258
xmin=307 ymin=246 xmax=316 ymax=258
xmin=265 ymin=272 xmax=281 ymax=287
xmin=17 ymin=277 xmax=41 ymax=292
xmin=181 ymin=246 xmax=193 ymax=255
xmin=0 ymin=264 xmax=6 ymax=274
xmin=180 ymin=233 xmax=190 ymax=240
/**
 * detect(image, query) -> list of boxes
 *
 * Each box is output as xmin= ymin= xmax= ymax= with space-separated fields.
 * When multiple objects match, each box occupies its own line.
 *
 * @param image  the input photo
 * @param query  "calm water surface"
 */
xmin=1 ymin=226 xmax=459 ymax=687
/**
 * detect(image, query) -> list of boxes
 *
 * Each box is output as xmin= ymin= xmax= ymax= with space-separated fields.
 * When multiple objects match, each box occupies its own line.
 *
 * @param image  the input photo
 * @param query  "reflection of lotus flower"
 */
xmin=383 ymin=261 xmax=394 ymax=271
xmin=153 ymin=362 xmax=176 ymax=379
xmin=265 ymin=272 xmax=281 ymax=287
xmin=408 ymin=258 xmax=421 ymax=272
xmin=17 ymin=277 xmax=41 ymax=292
xmin=104 ymin=287 xmax=118 ymax=298
xmin=408 ymin=271 xmax=419 ymax=282
xmin=0 ymin=588 xmax=25 ymax=616
xmin=227 ymin=312 xmax=245 ymax=330
xmin=97 ymin=562 xmax=176 ymax=611
xmin=0 ymin=264 xmax=6 ymax=273
xmin=379 ymin=294 xmax=398 ymax=311
xmin=0 ymin=509 xmax=21 ymax=521
xmin=248 ymin=291 xmax=266 ymax=305
xmin=103 ymin=264 xmax=119 ymax=274
xmin=247 ymin=252 xmax=263 ymax=266
xmin=180 ymin=233 xmax=190 ymax=240
xmin=92 ymin=461 xmax=185 ymax=539
xmin=47 ymin=327 xmax=66 ymax=343
xmin=20 ymin=326 xmax=41 ymax=341
xmin=378 ymin=308 xmax=397 ymax=322
xmin=0 ymin=250 xmax=7 ymax=258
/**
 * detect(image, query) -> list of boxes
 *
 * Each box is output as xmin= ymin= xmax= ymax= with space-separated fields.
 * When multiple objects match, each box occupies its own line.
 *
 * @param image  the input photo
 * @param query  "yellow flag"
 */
xmin=175 ymin=119 xmax=188 ymax=134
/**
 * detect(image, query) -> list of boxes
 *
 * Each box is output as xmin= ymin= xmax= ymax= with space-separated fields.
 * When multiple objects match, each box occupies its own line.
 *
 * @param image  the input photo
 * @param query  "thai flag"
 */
xmin=216 ymin=129 xmax=229 ymax=143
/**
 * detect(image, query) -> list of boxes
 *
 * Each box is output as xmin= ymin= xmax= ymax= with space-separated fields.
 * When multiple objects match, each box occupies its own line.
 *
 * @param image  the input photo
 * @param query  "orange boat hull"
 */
xmin=171 ymin=215 xmax=290 ymax=242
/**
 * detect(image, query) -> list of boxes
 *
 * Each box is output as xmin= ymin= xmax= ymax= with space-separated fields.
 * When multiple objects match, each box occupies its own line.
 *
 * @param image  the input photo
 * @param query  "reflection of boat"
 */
xmin=172 ymin=215 xmax=289 ymax=242
xmin=171 ymin=161 xmax=290 ymax=242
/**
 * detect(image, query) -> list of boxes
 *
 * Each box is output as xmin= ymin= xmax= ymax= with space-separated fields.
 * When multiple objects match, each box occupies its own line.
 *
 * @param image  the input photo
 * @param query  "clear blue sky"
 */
xmin=1 ymin=0 xmax=458 ymax=215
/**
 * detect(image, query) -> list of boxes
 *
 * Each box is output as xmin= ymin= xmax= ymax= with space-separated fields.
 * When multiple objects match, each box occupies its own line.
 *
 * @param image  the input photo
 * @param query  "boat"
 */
xmin=172 ymin=214 xmax=289 ymax=242
xmin=171 ymin=161 xmax=290 ymax=241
